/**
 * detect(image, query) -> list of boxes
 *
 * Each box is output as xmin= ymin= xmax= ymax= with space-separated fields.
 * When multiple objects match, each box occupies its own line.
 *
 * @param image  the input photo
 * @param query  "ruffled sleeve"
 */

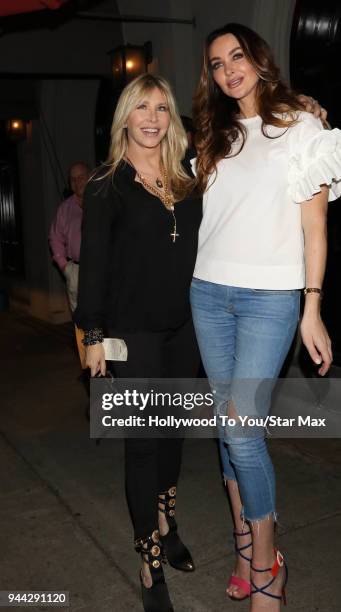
xmin=288 ymin=112 xmax=341 ymax=203
xmin=189 ymin=156 xmax=197 ymax=176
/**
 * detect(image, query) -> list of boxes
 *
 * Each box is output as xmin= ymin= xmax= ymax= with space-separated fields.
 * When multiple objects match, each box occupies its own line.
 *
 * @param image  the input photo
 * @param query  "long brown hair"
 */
xmin=193 ymin=23 xmax=304 ymax=193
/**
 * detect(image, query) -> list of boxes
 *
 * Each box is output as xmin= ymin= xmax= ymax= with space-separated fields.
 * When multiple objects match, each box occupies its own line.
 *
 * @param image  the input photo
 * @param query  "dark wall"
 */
xmin=291 ymin=0 xmax=341 ymax=127
xmin=291 ymin=0 xmax=341 ymax=363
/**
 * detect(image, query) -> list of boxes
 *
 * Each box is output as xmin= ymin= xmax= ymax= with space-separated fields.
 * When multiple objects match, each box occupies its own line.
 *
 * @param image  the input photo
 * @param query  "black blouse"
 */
xmin=75 ymin=162 xmax=202 ymax=333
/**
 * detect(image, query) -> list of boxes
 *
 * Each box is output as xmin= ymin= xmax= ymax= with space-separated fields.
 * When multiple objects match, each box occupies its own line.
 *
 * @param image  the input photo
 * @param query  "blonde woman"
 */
xmin=75 ymin=74 xmax=202 ymax=612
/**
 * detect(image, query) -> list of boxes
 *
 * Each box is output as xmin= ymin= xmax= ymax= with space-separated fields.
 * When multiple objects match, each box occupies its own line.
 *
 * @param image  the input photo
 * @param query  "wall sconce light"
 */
xmin=6 ymin=119 xmax=26 ymax=141
xmin=108 ymin=42 xmax=153 ymax=89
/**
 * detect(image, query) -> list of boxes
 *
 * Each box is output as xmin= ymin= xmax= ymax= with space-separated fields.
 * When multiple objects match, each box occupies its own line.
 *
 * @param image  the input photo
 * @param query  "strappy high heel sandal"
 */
xmin=226 ymin=528 xmax=252 ymax=600
xmin=251 ymin=548 xmax=288 ymax=606
xmin=158 ymin=487 xmax=195 ymax=572
xmin=135 ymin=530 xmax=174 ymax=612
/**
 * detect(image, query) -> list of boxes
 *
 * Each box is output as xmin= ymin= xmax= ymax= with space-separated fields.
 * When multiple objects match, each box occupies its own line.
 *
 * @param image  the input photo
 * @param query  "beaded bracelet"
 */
xmin=83 ymin=328 xmax=104 ymax=346
xmin=303 ymin=288 xmax=324 ymax=299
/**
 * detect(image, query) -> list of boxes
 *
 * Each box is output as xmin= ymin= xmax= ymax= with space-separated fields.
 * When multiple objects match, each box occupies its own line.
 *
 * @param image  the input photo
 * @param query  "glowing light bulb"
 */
xmin=126 ymin=60 xmax=134 ymax=70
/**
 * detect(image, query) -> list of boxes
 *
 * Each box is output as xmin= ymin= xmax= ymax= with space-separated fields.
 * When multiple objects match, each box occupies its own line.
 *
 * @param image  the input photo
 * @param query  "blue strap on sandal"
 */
xmin=251 ymin=549 xmax=288 ymax=605
xmin=234 ymin=528 xmax=252 ymax=562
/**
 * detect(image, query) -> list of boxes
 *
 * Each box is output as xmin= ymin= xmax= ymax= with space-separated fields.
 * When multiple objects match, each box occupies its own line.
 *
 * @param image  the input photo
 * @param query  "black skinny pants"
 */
xmin=110 ymin=318 xmax=200 ymax=540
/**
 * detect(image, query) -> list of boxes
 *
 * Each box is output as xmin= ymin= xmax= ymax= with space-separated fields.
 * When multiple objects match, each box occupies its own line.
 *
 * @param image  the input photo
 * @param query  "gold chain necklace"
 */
xmin=126 ymin=158 xmax=179 ymax=243
xmin=134 ymin=169 xmax=163 ymax=189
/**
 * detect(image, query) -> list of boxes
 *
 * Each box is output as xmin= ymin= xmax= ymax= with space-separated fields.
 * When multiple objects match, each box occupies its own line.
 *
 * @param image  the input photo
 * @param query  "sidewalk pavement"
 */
xmin=1 ymin=311 xmax=341 ymax=612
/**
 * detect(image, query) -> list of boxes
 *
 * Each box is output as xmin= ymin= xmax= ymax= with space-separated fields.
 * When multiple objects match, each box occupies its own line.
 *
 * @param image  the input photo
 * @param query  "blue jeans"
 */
xmin=190 ymin=279 xmax=300 ymax=521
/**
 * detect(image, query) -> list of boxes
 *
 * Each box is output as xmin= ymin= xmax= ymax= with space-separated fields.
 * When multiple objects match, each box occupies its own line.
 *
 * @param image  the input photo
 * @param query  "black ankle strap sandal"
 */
xmin=158 ymin=486 xmax=177 ymax=520
xmin=135 ymin=530 xmax=174 ymax=612
xmin=158 ymin=487 xmax=195 ymax=573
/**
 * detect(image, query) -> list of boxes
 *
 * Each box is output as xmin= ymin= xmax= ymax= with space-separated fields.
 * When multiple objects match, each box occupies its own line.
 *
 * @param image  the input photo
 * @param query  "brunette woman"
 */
xmin=191 ymin=23 xmax=339 ymax=610
xmin=75 ymin=74 xmax=202 ymax=612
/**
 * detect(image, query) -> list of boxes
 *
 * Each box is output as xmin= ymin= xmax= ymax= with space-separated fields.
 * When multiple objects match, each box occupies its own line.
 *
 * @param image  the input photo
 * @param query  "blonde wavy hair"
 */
xmin=98 ymin=73 xmax=193 ymax=200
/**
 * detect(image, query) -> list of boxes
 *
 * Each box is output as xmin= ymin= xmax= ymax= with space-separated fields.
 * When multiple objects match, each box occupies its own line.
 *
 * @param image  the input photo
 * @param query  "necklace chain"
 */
xmin=125 ymin=158 xmax=179 ymax=242
xmin=133 ymin=168 xmax=163 ymax=189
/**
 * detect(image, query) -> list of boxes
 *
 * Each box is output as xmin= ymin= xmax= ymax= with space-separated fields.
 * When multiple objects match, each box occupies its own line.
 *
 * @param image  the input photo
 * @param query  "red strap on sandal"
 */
xmin=271 ymin=549 xmax=284 ymax=577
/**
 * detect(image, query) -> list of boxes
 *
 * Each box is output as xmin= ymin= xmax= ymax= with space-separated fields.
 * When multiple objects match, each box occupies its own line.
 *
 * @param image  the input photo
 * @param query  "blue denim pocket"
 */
xmin=251 ymin=289 xmax=298 ymax=295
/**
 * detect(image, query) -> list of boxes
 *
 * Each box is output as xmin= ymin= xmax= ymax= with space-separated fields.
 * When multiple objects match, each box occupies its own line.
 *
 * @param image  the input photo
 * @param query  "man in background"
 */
xmin=49 ymin=162 xmax=90 ymax=371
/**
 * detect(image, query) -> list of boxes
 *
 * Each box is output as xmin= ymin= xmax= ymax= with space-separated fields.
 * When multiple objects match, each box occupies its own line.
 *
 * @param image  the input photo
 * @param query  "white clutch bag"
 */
xmin=103 ymin=338 xmax=128 ymax=361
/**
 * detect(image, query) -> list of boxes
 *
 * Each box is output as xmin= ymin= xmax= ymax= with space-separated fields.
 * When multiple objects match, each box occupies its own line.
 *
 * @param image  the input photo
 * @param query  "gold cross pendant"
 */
xmin=170 ymin=230 xmax=179 ymax=242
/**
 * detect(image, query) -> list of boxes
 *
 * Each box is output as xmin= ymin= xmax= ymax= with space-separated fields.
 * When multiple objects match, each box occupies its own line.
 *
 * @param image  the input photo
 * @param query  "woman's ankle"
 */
xmin=158 ymin=508 xmax=169 ymax=537
xmin=158 ymin=487 xmax=177 ymax=537
xmin=252 ymin=547 xmax=278 ymax=568
xmin=141 ymin=559 xmax=152 ymax=588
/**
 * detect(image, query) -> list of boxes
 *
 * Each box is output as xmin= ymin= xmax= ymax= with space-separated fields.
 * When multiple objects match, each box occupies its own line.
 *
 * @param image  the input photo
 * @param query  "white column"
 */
xmin=117 ymin=0 xmax=196 ymax=114
xmin=252 ymin=0 xmax=296 ymax=82
xmin=168 ymin=0 xmax=196 ymax=114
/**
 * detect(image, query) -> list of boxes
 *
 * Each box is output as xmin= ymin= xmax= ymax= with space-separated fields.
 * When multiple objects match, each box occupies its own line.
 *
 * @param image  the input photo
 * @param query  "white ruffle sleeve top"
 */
xmin=192 ymin=111 xmax=341 ymax=289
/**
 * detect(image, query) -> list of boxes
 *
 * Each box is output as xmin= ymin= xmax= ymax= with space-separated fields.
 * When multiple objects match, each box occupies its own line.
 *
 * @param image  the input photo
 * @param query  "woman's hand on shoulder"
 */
xmin=297 ymin=94 xmax=327 ymax=123
xmin=300 ymin=312 xmax=333 ymax=376
xmin=86 ymin=343 xmax=106 ymax=377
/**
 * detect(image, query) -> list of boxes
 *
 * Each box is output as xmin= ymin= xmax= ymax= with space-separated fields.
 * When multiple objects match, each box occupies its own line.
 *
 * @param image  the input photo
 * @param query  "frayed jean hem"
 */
xmin=241 ymin=509 xmax=278 ymax=524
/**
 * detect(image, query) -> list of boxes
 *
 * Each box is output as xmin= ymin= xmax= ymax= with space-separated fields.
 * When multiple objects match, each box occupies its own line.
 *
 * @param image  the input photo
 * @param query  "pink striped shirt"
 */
xmin=49 ymin=195 xmax=82 ymax=270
